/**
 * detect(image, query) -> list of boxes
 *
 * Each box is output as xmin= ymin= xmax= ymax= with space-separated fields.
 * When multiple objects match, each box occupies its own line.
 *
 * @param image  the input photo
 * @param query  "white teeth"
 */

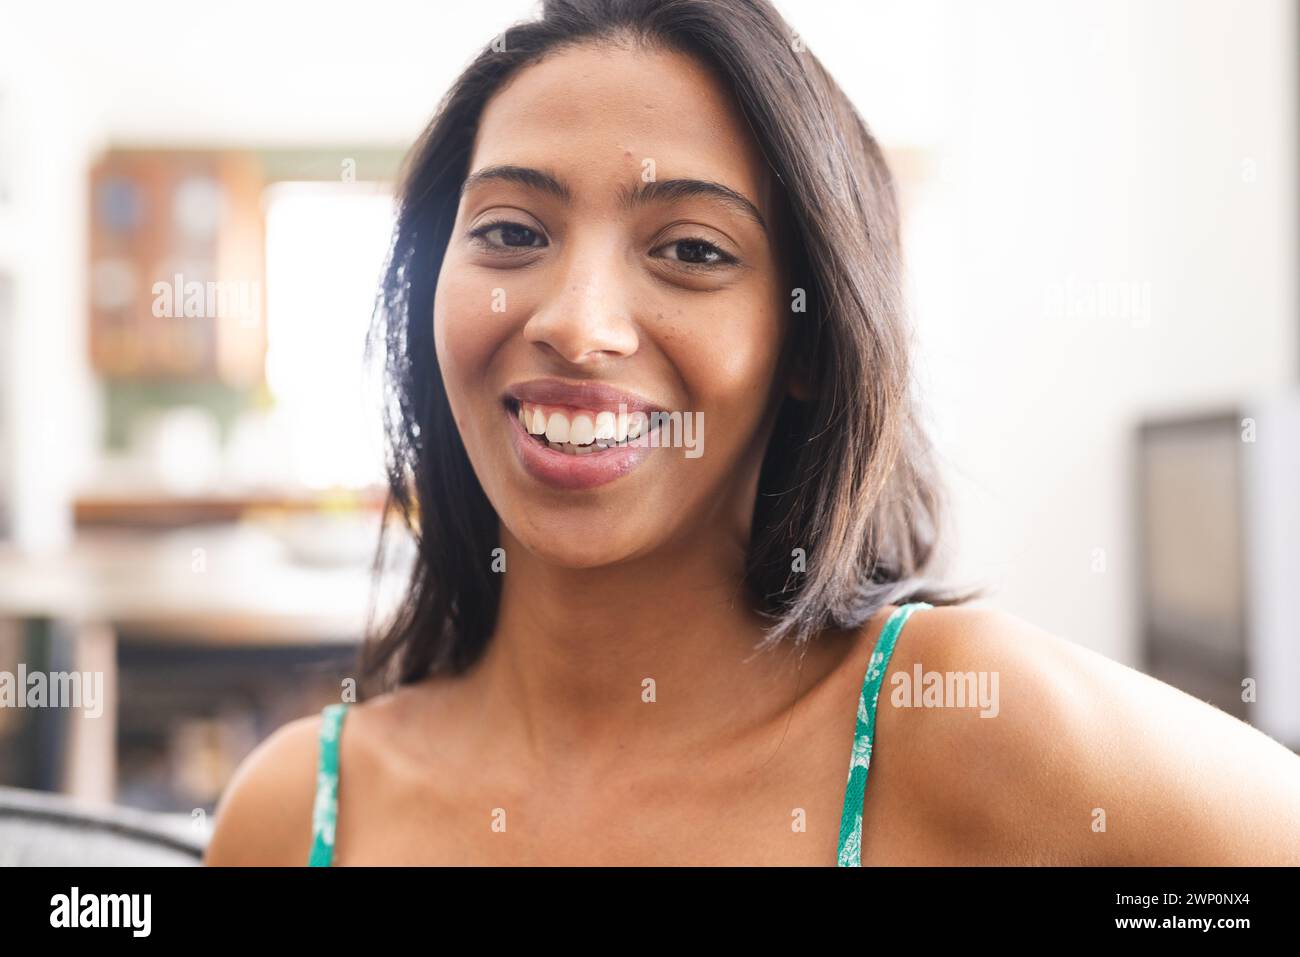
xmin=594 ymin=411 xmax=615 ymax=440
xmin=626 ymin=411 xmax=647 ymax=439
xmin=569 ymin=414 xmax=595 ymax=446
xmin=545 ymin=412 xmax=570 ymax=444
xmin=517 ymin=402 xmax=658 ymax=452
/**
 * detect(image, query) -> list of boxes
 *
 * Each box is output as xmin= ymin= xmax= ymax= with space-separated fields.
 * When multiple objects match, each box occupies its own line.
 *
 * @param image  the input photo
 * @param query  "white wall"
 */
xmin=0 ymin=27 xmax=99 ymax=550
xmin=795 ymin=0 xmax=1298 ymax=662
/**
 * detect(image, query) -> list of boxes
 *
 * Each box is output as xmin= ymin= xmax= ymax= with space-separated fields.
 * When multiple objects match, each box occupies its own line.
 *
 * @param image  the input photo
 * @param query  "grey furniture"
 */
xmin=0 ymin=785 xmax=206 ymax=866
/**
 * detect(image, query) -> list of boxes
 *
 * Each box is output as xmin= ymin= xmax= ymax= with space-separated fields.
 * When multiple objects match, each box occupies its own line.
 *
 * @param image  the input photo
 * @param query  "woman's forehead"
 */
xmin=469 ymin=42 xmax=772 ymax=213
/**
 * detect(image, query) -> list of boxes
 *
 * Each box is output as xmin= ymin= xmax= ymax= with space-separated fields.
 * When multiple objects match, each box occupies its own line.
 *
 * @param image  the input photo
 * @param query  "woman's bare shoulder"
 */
xmin=203 ymin=682 xmax=453 ymax=867
xmin=869 ymin=603 xmax=1300 ymax=865
xmin=203 ymin=710 xmax=324 ymax=866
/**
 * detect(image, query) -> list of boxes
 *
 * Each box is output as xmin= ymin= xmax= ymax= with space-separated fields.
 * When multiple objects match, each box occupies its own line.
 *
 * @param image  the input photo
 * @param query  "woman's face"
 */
xmin=434 ymin=42 xmax=790 ymax=568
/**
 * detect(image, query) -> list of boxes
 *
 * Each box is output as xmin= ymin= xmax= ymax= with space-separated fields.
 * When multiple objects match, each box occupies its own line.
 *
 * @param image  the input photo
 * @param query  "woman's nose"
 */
xmin=521 ymin=243 xmax=640 ymax=365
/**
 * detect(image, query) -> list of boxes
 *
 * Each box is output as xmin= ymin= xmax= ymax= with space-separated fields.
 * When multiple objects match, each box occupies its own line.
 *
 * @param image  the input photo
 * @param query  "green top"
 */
xmin=307 ymin=600 xmax=932 ymax=867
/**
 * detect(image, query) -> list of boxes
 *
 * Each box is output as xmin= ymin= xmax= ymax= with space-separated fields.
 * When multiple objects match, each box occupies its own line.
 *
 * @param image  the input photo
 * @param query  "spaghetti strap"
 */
xmin=307 ymin=702 xmax=349 ymax=867
xmin=835 ymin=601 xmax=932 ymax=867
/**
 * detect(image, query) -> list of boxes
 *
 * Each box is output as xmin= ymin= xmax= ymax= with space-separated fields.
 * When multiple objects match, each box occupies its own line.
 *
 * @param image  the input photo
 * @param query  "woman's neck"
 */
xmin=460 ymin=528 xmax=846 ymax=779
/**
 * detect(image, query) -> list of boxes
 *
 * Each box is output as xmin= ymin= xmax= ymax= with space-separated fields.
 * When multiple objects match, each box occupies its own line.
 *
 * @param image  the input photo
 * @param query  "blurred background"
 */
xmin=0 ymin=0 xmax=1296 ymax=855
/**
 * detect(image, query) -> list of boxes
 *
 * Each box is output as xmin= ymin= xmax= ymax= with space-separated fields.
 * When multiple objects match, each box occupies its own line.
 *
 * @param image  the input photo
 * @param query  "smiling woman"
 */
xmin=204 ymin=0 xmax=1300 ymax=868
xmin=370 ymin=0 xmax=960 ymax=678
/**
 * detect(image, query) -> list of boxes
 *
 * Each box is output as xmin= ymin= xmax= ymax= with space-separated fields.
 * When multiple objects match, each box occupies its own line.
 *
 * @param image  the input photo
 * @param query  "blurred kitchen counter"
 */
xmin=0 ymin=516 xmax=410 ymax=644
xmin=0 ymin=517 xmax=412 ymax=805
xmin=72 ymin=486 xmax=387 ymax=530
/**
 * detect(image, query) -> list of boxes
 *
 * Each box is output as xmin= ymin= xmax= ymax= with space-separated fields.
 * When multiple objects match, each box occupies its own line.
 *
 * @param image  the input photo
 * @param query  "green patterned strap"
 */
xmin=835 ymin=602 xmax=932 ymax=867
xmin=307 ymin=702 xmax=349 ymax=867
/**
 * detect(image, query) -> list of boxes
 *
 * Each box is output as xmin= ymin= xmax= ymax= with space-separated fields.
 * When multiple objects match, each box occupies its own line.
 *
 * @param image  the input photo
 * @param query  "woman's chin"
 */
xmin=502 ymin=522 xmax=655 ymax=571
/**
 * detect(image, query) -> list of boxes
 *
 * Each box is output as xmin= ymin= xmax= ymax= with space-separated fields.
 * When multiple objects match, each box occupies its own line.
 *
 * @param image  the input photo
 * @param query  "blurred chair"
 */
xmin=0 ymin=785 xmax=206 ymax=866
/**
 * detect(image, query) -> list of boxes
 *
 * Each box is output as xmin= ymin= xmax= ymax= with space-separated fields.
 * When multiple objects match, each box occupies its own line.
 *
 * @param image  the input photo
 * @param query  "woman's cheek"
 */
xmin=672 ymin=302 xmax=783 ymax=440
xmin=434 ymin=261 xmax=513 ymax=396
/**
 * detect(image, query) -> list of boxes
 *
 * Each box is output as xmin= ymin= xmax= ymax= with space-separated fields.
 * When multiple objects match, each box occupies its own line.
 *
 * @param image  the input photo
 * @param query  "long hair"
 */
xmin=360 ymin=0 xmax=980 ymax=695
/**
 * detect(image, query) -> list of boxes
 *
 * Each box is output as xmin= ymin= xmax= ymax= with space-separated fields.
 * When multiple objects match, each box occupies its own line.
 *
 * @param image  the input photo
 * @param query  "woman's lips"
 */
xmin=505 ymin=402 xmax=655 ymax=490
xmin=505 ymin=378 xmax=658 ymax=416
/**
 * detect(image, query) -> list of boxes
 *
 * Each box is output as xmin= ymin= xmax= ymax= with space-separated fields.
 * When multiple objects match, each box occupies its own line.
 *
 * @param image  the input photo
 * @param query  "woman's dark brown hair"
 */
xmin=360 ymin=0 xmax=979 ymax=694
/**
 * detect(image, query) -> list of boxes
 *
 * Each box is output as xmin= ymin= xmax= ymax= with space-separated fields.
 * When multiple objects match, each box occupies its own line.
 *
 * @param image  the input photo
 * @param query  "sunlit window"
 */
xmin=263 ymin=182 xmax=395 ymax=490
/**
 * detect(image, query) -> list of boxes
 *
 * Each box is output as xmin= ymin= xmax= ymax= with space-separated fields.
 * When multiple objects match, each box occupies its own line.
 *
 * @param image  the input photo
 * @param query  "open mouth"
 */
xmin=504 ymin=397 xmax=662 ymax=456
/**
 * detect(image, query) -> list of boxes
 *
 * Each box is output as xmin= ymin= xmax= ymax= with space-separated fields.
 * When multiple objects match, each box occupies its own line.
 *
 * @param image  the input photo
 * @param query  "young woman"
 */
xmin=206 ymin=0 xmax=1300 ymax=866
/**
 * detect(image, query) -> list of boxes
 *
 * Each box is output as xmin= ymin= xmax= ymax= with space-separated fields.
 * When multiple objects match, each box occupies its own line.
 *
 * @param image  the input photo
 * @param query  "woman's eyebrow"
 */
xmin=459 ymin=164 xmax=766 ymax=234
xmin=623 ymin=179 xmax=768 ymax=235
xmin=460 ymin=165 xmax=572 ymax=202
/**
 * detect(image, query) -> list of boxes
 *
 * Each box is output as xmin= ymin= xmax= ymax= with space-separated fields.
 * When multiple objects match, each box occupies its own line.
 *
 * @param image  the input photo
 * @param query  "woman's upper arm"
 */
xmin=1058 ymin=627 xmax=1300 ymax=865
xmin=890 ymin=606 xmax=1300 ymax=865
xmin=203 ymin=713 xmax=321 ymax=867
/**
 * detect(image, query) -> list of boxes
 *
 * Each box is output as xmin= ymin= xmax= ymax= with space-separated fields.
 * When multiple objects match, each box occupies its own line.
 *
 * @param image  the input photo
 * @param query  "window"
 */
xmin=262 ymin=182 xmax=394 ymax=489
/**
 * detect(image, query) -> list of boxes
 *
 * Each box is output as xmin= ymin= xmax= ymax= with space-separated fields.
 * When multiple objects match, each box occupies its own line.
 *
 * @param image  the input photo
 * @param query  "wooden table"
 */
xmin=0 ymin=521 xmax=410 ymax=804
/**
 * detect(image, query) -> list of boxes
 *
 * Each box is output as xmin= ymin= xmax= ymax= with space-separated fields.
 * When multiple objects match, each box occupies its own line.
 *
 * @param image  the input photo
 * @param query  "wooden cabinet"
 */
xmin=88 ymin=150 xmax=267 ymax=385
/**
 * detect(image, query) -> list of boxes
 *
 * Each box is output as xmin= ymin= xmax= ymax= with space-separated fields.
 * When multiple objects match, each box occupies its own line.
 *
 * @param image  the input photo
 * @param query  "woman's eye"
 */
xmin=654 ymin=238 xmax=736 ymax=267
xmin=470 ymin=221 xmax=547 ymax=249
